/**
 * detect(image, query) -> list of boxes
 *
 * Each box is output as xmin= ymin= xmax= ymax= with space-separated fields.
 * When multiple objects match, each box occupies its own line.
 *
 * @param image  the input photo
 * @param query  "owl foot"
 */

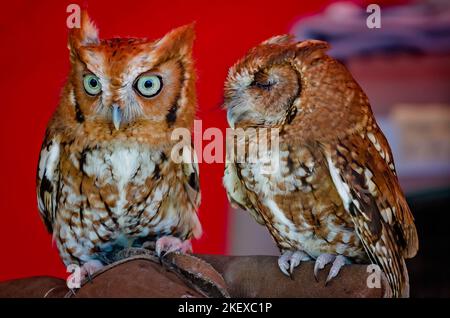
xmin=278 ymin=250 xmax=311 ymax=278
xmin=155 ymin=236 xmax=192 ymax=258
xmin=313 ymin=254 xmax=351 ymax=285
xmin=80 ymin=259 xmax=104 ymax=283
xmin=313 ymin=253 xmax=335 ymax=281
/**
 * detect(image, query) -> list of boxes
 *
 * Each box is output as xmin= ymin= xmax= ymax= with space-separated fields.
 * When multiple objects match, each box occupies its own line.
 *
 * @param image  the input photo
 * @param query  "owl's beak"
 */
xmin=226 ymin=107 xmax=236 ymax=129
xmin=112 ymin=105 xmax=122 ymax=130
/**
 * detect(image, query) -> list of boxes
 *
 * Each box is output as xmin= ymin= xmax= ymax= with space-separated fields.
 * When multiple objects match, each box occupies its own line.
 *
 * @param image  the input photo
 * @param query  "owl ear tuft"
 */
xmin=68 ymin=10 xmax=99 ymax=53
xmin=155 ymin=23 xmax=196 ymax=58
xmin=261 ymin=34 xmax=295 ymax=46
xmin=296 ymin=39 xmax=329 ymax=51
xmin=296 ymin=40 xmax=330 ymax=62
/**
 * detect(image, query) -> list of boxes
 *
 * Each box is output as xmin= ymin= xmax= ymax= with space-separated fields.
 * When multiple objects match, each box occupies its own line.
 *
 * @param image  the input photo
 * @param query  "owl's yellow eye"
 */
xmin=83 ymin=74 xmax=102 ymax=96
xmin=135 ymin=75 xmax=162 ymax=98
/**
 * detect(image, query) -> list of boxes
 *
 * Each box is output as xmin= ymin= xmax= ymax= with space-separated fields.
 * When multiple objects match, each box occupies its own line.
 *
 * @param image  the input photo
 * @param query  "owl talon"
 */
xmin=313 ymin=253 xmax=336 ymax=282
xmin=325 ymin=255 xmax=350 ymax=285
xmin=86 ymin=271 xmax=93 ymax=284
xmin=278 ymin=250 xmax=310 ymax=278
xmin=155 ymin=236 xmax=192 ymax=258
xmin=80 ymin=260 xmax=104 ymax=283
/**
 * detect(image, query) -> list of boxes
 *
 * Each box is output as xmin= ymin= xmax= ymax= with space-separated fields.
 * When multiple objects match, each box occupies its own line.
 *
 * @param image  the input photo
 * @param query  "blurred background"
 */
xmin=0 ymin=0 xmax=448 ymax=297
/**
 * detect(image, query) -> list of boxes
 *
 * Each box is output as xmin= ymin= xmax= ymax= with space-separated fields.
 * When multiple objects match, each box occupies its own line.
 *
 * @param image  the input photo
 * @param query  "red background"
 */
xmin=0 ymin=0 xmax=390 ymax=281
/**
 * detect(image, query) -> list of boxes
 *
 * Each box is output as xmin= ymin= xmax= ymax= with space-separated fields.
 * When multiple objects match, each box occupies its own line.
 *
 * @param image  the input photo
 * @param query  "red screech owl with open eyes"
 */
xmin=36 ymin=12 xmax=201 ymax=278
xmin=223 ymin=35 xmax=418 ymax=297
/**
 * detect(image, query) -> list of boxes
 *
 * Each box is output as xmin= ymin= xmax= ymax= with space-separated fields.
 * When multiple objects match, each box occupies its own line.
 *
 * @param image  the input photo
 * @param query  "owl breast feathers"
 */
xmin=223 ymin=35 xmax=418 ymax=297
xmin=36 ymin=12 xmax=201 ymax=268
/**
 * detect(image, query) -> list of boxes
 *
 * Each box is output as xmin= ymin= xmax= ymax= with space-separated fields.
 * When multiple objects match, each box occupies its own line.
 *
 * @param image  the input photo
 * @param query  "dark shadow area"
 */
xmin=407 ymin=188 xmax=450 ymax=297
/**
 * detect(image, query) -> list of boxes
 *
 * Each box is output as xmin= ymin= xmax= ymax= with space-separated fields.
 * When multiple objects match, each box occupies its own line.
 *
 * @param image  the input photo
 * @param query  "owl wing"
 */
xmin=322 ymin=127 xmax=418 ymax=296
xmin=36 ymin=133 xmax=61 ymax=233
xmin=181 ymin=147 xmax=201 ymax=210
xmin=223 ymin=162 xmax=265 ymax=225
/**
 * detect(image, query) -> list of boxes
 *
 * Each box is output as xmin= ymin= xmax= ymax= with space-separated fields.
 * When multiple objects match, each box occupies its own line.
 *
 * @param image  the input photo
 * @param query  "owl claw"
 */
xmin=278 ymin=250 xmax=311 ymax=278
xmin=86 ymin=271 xmax=93 ymax=284
xmin=155 ymin=236 xmax=192 ymax=258
xmin=313 ymin=254 xmax=350 ymax=285
xmin=313 ymin=253 xmax=336 ymax=282
xmin=325 ymin=255 xmax=350 ymax=285
xmin=68 ymin=288 xmax=77 ymax=296
xmin=278 ymin=255 xmax=291 ymax=277
xmin=80 ymin=259 xmax=104 ymax=283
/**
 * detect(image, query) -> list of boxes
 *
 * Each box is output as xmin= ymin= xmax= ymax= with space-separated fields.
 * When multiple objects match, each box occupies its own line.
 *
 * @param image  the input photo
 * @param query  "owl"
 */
xmin=36 ymin=11 xmax=202 ymax=278
xmin=223 ymin=35 xmax=418 ymax=297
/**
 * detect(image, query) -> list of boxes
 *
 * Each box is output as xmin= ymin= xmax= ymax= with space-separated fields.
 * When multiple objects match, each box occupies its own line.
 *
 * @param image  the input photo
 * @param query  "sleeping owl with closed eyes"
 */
xmin=36 ymin=11 xmax=201 ymax=278
xmin=223 ymin=35 xmax=418 ymax=297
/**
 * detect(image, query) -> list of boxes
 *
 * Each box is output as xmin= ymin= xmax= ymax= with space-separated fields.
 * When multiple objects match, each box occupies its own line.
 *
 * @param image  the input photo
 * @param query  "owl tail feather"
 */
xmin=399 ymin=258 xmax=410 ymax=298
xmin=384 ymin=257 xmax=410 ymax=298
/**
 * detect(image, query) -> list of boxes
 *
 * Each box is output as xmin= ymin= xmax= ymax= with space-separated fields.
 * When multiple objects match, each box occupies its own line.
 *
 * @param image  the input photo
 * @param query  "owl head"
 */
xmin=63 ymin=11 xmax=196 ymax=134
xmin=224 ymin=35 xmax=355 ymax=133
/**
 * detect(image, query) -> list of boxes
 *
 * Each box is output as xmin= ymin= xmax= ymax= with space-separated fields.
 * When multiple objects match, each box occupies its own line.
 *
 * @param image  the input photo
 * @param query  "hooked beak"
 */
xmin=226 ymin=107 xmax=236 ymax=129
xmin=112 ymin=105 xmax=122 ymax=130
